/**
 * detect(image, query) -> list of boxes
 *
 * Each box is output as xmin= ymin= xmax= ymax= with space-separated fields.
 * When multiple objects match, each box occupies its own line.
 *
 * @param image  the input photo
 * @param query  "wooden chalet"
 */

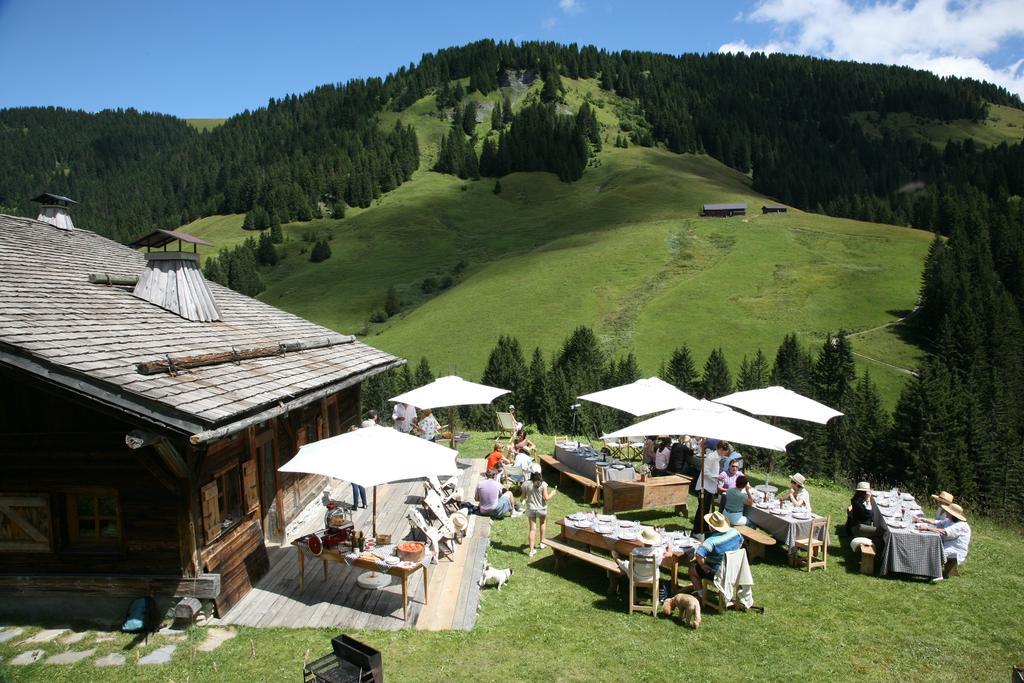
xmin=701 ymin=203 xmax=746 ymax=217
xmin=762 ymin=204 xmax=788 ymax=214
xmin=0 ymin=213 xmax=403 ymax=616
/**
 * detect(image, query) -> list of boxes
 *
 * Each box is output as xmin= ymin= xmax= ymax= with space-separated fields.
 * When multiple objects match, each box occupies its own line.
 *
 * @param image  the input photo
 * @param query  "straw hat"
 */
xmin=856 ymin=481 xmax=871 ymax=492
xmin=450 ymin=511 xmax=469 ymax=532
xmin=931 ymin=490 xmax=954 ymax=506
xmin=640 ymin=527 xmax=662 ymax=546
xmin=790 ymin=473 xmax=806 ymax=487
xmin=940 ymin=503 xmax=967 ymax=522
xmin=703 ymin=511 xmax=731 ymax=533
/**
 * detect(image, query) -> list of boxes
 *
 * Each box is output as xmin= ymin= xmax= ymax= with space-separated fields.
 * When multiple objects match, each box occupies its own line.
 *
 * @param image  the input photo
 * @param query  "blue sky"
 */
xmin=0 ymin=0 xmax=1021 ymax=118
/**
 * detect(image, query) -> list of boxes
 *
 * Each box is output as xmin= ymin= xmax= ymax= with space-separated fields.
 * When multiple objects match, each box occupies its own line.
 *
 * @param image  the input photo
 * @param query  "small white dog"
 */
xmin=478 ymin=562 xmax=513 ymax=590
xmin=662 ymin=592 xmax=702 ymax=629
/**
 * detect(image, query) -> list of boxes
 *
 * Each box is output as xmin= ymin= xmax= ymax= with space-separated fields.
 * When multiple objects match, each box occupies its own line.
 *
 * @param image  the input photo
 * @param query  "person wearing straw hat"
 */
xmin=845 ymin=481 xmax=879 ymax=538
xmin=919 ymin=503 xmax=971 ymax=580
xmin=689 ymin=511 xmax=743 ymax=592
xmin=916 ymin=491 xmax=955 ymax=524
xmin=614 ymin=527 xmax=665 ymax=583
xmin=778 ymin=473 xmax=811 ymax=509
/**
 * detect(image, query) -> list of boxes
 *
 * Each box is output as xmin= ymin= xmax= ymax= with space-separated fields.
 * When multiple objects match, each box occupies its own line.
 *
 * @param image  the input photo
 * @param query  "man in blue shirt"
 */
xmin=689 ymin=511 xmax=743 ymax=592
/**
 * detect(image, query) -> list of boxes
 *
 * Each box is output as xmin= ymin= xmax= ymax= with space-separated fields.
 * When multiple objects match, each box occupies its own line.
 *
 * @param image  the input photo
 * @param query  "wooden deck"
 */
xmin=214 ymin=458 xmax=490 ymax=630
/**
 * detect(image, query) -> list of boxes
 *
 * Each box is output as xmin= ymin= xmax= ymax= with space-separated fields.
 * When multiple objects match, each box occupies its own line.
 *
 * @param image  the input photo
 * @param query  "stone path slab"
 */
xmin=197 ymin=627 xmax=236 ymax=652
xmin=11 ymin=649 xmax=46 ymax=665
xmin=138 ymin=644 xmax=176 ymax=665
xmin=0 ymin=627 xmax=24 ymax=643
xmin=20 ymin=628 xmax=67 ymax=645
xmin=94 ymin=653 xmax=126 ymax=667
xmin=45 ymin=648 xmax=96 ymax=665
xmin=61 ymin=631 xmax=89 ymax=645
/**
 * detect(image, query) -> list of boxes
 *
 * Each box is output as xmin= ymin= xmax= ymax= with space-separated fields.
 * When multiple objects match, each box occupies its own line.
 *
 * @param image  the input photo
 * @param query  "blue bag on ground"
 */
xmin=122 ymin=596 xmax=157 ymax=633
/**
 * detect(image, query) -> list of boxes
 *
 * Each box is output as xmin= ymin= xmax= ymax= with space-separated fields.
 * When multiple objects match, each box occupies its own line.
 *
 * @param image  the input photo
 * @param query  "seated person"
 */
xmin=513 ymin=429 xmax=535 ymax=455
xmin=642 ymin=436 xmax=657 ymax=467
xmin=689 ymin=512 xmax=743 ymax=591
xmin=919 ymin=503 xmax=971 ymax=579
xmin=511 ymin=448 xmax=534 ymax=482
xmin=507 ymin=404 xmax=524 ymax=431
xmin=779 ymin=473 xmax=810 ymax=509
xmin=722 ymin=474 xmax=753 ymax=526
xmin=475 ymin=469 xmax=515 ymax=518
xmin=845 ymin=481 xmax=879 ymax=537
xmin=717 ymin=459 xmax=743 ymax=508
xmin=416 ymin=408 xmax=441 ymax=441
xmin=614 ymin=527 xmax=665 ymax=582
xmin=653 ymin=437 xmax=672 ymax=476
xmin=485 ymin=442 xmax=510 ymax=472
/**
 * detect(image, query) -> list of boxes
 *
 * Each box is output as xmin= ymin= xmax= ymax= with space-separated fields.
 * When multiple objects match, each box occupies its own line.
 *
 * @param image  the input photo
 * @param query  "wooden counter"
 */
xmin=602 ymin=475 xmax=692 ymax=516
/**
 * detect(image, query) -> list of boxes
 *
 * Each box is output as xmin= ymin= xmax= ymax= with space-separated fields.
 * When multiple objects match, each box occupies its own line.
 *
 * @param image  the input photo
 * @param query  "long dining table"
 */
xmin=871 ymin=492 xmax=943 ymax=579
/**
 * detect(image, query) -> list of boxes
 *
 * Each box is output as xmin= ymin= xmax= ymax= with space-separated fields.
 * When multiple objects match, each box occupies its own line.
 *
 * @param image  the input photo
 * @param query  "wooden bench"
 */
xmin=542 ymin=536 xmax=623 ymax=596
xmin=858 ymin=543 xmax=876 ymax=575
xmin=736 ymin=525 xmax=777 ymax=561
xmin=538 ymin=453 xmax=600 ymax=505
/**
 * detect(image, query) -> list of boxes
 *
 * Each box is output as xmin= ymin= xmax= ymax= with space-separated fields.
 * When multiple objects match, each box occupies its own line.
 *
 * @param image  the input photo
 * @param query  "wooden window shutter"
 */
xmin=200 ymin=481 xmax=219 ymax=544
xmin=242 ymin=460 xmax=259 ymax=514
xmin=0 ymin=494 xmax=53 ymax=552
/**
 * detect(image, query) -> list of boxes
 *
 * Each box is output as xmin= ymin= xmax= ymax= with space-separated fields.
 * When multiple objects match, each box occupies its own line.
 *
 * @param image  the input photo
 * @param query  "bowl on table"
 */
xmin=397 ymin=541 xmax=425 ymax=563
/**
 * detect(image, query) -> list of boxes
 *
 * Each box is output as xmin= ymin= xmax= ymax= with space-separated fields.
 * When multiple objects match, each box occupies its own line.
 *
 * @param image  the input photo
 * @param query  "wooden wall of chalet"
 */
xmin=0 ymin=370 xmax=183 ymax=581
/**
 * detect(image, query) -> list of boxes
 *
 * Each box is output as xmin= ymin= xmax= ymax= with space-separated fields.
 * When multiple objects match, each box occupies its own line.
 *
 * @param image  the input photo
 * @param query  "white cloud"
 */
xmin=559 ymin=0 xmax=583 ymax=15
xmin=721 ymin=0 xmax=1024 ymax=97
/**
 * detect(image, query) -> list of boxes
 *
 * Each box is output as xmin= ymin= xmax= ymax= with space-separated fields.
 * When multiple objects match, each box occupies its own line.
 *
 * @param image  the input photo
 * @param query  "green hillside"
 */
xmin=852 ymin=102 xmax=1024 ymax=148
xmin=184 ymin=118 xmax=226 ymax=132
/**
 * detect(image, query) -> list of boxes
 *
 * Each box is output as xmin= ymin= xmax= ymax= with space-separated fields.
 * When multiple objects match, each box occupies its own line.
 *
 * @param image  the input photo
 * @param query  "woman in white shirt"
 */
xmin=779 ymin=472 xmax=811 ymax=509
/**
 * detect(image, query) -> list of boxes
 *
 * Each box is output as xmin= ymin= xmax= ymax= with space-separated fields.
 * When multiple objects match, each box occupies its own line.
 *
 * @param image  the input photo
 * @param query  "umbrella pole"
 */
xmin=372 ymin=485 xmax=378 ymax=538
xmin=697 ymin=437 xmax=706 ymax=535
xmin=449 ymin=406 xmax=455 ymax=450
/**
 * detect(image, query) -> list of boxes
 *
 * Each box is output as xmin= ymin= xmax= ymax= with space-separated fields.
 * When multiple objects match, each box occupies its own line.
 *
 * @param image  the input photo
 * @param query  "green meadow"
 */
xmin=184 ymin=118 xmax=227 ymax=132
xmin=181 ymin=78 xmax=939 ymax=407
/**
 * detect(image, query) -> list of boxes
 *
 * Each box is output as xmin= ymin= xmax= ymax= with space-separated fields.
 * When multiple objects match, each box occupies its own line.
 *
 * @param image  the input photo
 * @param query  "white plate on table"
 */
xmin=754 ymin=502 xmax=771 ymax=509
xmin=397 ymin=560 xmax=416 ymax=569
xmin=791 ymin=513 xmax=812 ymax=521
xmin=618 ymin=520 xmax=638 ymax=528
xmin=611 ymin=464 xmax=626 ymax=470
xmin=567 ymin=513 xmax=585 ymax=521
xmin=888 ymin=520 xmax=908 ymax=529
xmin=771 ymin=508 xmax=791 ymax=516
xmin=385 ymin=556 xmax=400 ymax=565
xmin=901 ymin=493 xmax=915 ymax=501
xmin=597 ymin=514 xmax=615 ymax=522
xmin=618 ymin=530 xmax=639 ymax=540
xmin=595 ymin=524 xmax=615 ymax=534
xmin=574 ymin=520 xmax=593 ymax=529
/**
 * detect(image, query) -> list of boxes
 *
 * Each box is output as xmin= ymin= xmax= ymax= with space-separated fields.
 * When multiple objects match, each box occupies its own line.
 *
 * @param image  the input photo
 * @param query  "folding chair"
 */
xmin=406 ymin=507 xmax=454 ymax=562
xmin=495 ymin=411 xmax=516 ymax=439
xmin=423 ymin=489 xmax=465 ymax=542
xmin=425 ymin=474 xmax=463 ymax=511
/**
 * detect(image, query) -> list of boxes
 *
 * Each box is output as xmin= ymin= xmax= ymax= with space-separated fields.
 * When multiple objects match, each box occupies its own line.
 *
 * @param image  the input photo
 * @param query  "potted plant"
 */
xmin=635 ymin=463 xmax=651 ymax=482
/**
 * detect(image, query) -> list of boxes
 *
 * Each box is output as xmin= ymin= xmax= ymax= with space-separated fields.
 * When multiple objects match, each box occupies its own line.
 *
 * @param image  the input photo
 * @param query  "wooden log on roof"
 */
xmin=136 ymin=335 xmax=355 ymax=375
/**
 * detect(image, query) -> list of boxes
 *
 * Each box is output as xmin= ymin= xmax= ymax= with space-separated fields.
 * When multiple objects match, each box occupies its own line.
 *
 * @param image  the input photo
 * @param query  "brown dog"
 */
xmin=662 ymin=592 xmax=701 ymax=629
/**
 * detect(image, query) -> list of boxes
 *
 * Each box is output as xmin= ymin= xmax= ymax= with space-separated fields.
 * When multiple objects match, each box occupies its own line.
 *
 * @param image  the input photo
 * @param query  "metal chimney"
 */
xmin=32 ymin=193 xmax=77 ymax=230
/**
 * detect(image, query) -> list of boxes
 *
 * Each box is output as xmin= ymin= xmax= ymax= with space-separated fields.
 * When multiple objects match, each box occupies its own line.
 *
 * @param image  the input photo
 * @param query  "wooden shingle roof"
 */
xmin=0 ymin=214 xmax=403 ymax=438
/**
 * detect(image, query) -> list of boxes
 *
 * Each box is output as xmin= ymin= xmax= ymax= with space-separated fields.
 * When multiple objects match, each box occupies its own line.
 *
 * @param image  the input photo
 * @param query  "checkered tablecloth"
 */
xmin=745 ymin=504 xmax=827 ymax=550
xmin=555 ymin=443 xmax=636 ymax=481
xmin=872 ymin=496 xmax=943 ymax=579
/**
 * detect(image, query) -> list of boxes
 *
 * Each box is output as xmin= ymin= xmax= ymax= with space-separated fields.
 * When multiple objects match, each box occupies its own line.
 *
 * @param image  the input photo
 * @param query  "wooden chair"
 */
xmin=425 ymin=475 xmax=463 ymax=511
xmin=701 ymin=549 xmax=746 ymax=613
xmin=593 ymin=463 xmax=605 ymax=500
xmin=627 ymin=550 xmax=660 ymax=616
xmin=793 ymin=516 xmax=830 ymax=572
xmin=495 ymin=411 xmax=517 ymax=439
xmin=422 ymin=490 xmax=465 ymax=542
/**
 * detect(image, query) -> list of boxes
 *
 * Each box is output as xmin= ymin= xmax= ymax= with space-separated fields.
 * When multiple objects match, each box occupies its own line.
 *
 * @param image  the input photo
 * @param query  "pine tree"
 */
xmin=502 ymin=94 xmax=513 ymax=124
xmin=384 ymin=286 xmax=401 ymax=317
xmin=491 ymin=104 xmax=503 ymax=131
xmin=770 ymin=333 xmax=814 ymax=396
xmin=202 ymin=254 xmax=226 ymax=286
xmin=269 ymin=218 xmax=284 ymax=244
xmin=414 ymin=356 xmax=435 ymax=386
xmin=661 ymin=345 xmax=698 ymax=394
xmin=462 ymin=101 xmax=477 ymax=136
xmin=523 ymin=347 xmax=553 ymax=433
xmin=481 ymin=335 xmax=529 ymax=410
xmin=493 ymin=179 xmax=502 ymax=194
xmin=701 ymin=348 xmax=733 ymax=399
xmin=309 ymin=239 xmax=331 ymax=262
xmin=735 ymin=349 xmax=770 ymax=391
xmin=257 ymin=231 xmax=279 ymax=266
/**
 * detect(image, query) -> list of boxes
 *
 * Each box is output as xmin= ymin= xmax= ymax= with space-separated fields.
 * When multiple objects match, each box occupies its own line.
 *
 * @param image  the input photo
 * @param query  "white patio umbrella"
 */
xmin=712 ymin=386 xmax=843 ymax=424
xmin=390 ymin=375 xmax=510 ymax=448
xmin=579 ymin=376 xmax=700 ymax=416
xmin=602 ymin=400 xmax=803 ymax=532
xmin=280 ymin=425 xmax=458 ymax=589
xmin=602 ymin=399 xmax=802 ymax=452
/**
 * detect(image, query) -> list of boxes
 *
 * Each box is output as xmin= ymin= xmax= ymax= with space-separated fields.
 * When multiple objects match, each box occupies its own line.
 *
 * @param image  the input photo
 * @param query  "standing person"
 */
xmin=417 ymin=408 xmax=440 ymax=441
xmin=653 ymin=437 xmax=672 ymax=476
xmin=521 ymin=469 xmax=557 ymax=556
xmin=360 ymin=409 xmax=379 ymax=428
xmin=349 ymin=418 xmax=377 ymax=508
xmin=693 ymin=438 xmax=722 ymax=535
xmin=779 ymin=473 xmax=811 ymax=509
xmin=391 ymin=402 xmax=417 ymax=434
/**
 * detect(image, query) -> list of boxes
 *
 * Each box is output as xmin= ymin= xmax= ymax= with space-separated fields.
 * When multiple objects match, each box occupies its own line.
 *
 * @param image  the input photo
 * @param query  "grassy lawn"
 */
xmin=3 ymin=431 xmax=1022 ymax=681
xmin=184 ymin=118 xmax=227 ymax=132
xmin=852 ymin=103 xmax=1024 ymax=148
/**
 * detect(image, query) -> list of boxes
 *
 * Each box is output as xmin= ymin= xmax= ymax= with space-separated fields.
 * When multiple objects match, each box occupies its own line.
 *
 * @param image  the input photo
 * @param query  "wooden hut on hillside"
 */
xmin=701 ymin=203 xmax=746 ymax=217
xmin=762 ymin=204 xmax=788 ymax=214
xmin=0 ymin=213 xmax=402 ymax=616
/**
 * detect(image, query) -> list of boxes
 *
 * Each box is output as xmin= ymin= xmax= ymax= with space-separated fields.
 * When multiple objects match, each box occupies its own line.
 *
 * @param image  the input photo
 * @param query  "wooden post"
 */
xmin=372 ymin=486 xmax=378 ymax=538
xmin=448 ymin=406 xmax=455 ymax=450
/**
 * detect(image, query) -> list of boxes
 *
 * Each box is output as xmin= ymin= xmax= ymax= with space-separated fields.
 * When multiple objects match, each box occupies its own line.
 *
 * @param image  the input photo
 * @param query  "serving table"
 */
xmin=602 ymin=475 xmax=691 ymax=515
xmin=292 ymin=540 xmax=428 ymax=623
